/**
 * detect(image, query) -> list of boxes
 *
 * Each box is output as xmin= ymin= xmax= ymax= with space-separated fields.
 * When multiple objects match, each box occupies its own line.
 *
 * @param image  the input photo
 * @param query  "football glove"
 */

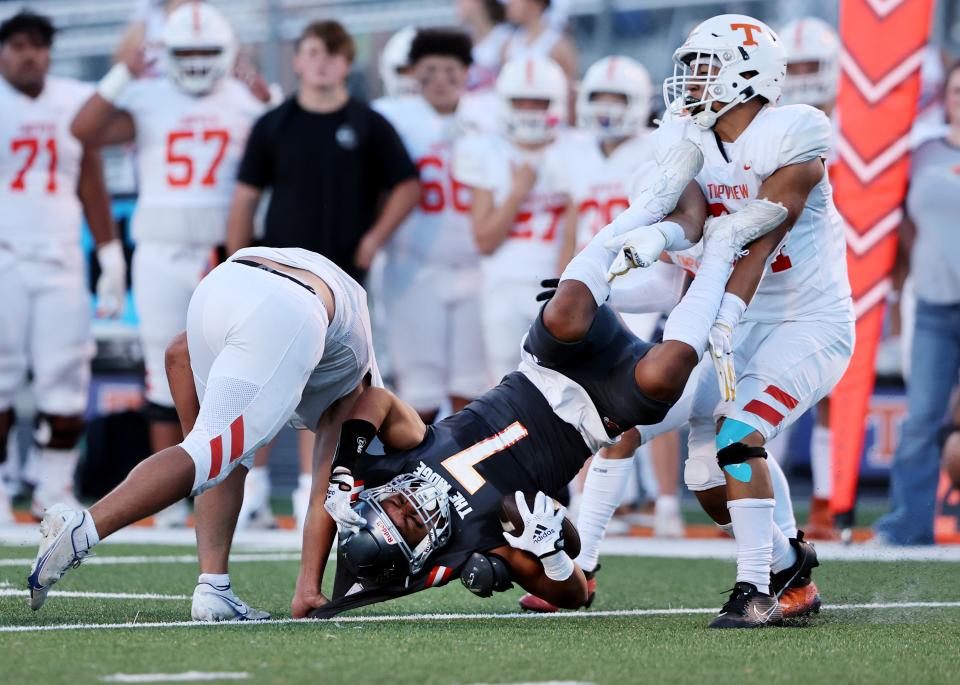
xmin=95 ymin=240 xmax=126 ymax=318
xmin=324 ymin=467 xmax=363 ymax=533
xmin=502 ymin=491 xmax=566 ymax=559
xmin=708 ymin=322 xmax=736 ymax=403
xmin=536 ymin=278 xmax=560 ymax=302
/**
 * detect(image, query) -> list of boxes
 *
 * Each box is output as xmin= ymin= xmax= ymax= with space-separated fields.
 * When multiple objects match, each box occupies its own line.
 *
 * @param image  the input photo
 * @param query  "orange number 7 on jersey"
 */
xmin=166 ymin=129 xmax=230 ymax=188
xmin=440 ymin=422 xmax=529 ymax=494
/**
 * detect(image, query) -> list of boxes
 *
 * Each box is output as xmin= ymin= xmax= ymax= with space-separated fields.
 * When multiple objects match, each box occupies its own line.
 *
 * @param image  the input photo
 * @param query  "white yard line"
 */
xmin=0 ymin=589 xmax=189 ymax=601
xmin=0 ymin=553 xmax=301 ymax=567
xmin=2 ymin=601 xmax=959 ymax=634
xmin=100 ymin=673 xmax=249 ymax=683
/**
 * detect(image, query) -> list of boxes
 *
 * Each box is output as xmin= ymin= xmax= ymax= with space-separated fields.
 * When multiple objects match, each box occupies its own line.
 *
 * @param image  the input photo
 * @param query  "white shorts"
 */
xmin=132 ymin=242 xmax=215 ymax=407
xmin=684 ymin=319 xmax=854 ymax=491
xmin=0 ymin=249 xmax=92 ymax=415
xmin=179 ymin=261 xmax=369 ymax=495
xmin=481 ymin=279 xmax=542 ymax=384
xmin=382 ymin=255 xmax=487 ymax=411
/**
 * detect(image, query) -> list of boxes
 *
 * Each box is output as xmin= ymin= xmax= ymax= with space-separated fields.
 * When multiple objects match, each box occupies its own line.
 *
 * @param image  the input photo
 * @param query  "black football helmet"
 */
xmin=339 ymin=473 xmax=452 ymax=585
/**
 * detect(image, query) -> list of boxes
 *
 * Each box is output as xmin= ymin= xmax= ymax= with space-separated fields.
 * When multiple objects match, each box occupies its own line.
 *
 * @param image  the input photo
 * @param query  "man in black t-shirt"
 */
xmin=227 ymin=20 xmax=419 ymax=282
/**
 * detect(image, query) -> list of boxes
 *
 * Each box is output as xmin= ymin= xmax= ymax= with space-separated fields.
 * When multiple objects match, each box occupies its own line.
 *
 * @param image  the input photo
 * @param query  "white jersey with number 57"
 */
xmin=118 ymin=76 xmax=264 ymax=246
xmin=373 ymin=95 xmax=478 ymax=266
xmin=650 ymin=105 xmax=853 ymax=323
xmin=0 ymin=76 xmax=93 ymax=259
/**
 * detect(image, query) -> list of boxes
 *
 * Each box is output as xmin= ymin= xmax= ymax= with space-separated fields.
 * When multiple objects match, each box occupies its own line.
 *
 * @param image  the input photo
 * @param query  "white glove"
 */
xmin=95 ymin=240 xmax=126 ymax=318
xmin=709 ymin=322 xmax=736 ymax=403
xmin=708 ymin=293 xmax=747 ymax=403
xmin=502 ymin=491 xmax=566 ymax=559
xmin=603 ymin=225 xmax=668 ymax=283
xmin=324 ymin=467 xmax=363 ymax=534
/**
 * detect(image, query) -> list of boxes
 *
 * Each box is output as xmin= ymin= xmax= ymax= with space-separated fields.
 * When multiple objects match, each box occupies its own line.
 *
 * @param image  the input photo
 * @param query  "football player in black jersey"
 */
xmin=295 ymin=139 xmax=800 ymax=619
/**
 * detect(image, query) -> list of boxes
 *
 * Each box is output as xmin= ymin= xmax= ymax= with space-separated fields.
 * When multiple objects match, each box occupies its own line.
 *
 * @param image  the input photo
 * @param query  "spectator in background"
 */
xmin=226 ymin=20 xmax=419 ymax=280
xmin=226 ymin=20 xmax=418 ymax=529
xmin=458 ymin=0 xmax=512 ymax=92
xmin=503 ymin=0 xmax=578 ymax=83
xmin=943 ymin=392 xmax=960 ymax=490
xmin=874 ymin=62 xmax=960 ymax=546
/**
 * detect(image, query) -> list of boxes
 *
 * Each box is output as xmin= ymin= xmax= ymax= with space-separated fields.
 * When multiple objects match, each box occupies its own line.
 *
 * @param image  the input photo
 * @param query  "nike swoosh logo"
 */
xmin=749 ymin=602 xmax=778 ymax=623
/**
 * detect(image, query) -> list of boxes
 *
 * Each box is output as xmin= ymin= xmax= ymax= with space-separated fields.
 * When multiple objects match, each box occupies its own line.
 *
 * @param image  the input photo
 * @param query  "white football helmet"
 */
xmin=779 ymin=17 xmax=840 ymax=107
xmin=163 ymin=2 xmax=237 ymax=95
xmin=379 ymin=26 xmax=419 ymax=97
xmin=663 ymin=14 xmax=787 ymax=129
xmin=577 ymin=56 xmax=652 ymax=140
xmin=496 ymin=56 xmax=567 ymax=145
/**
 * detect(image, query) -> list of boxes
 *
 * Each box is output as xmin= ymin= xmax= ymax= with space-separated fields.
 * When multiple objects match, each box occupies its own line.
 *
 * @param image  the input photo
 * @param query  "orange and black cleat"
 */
xmin=771 ymin=530 xmax=822 ymax=618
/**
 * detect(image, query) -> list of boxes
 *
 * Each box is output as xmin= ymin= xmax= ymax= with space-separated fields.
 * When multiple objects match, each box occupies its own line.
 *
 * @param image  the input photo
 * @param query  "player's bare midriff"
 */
xmin=238 ymin=256 xmax=336 ymax=322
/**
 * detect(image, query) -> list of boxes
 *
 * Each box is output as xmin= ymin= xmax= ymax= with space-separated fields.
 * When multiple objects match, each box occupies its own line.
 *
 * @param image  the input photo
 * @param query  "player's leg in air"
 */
xmin=26 ymin=252 xmax=376 ymax=619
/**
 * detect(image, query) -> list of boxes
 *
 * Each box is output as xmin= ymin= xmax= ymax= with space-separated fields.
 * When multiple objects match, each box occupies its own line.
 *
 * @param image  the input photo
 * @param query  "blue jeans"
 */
xmin=875 ymin=299 xmax=960 ymax=545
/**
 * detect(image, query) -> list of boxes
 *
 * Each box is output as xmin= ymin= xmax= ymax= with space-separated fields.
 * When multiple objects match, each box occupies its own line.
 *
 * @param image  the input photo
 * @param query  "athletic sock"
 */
xmin=662 ymin=250 xmax=734 ymax=355
xmin=768 ymin=457 xmax=798 ymax=539
xmin=574 ymin=454 xmax=635 ymax=573
xmin=810 ymin=425 xmax=832 ymax=499
xmin=771 ymin=524 xmax=798 ymax=574
xmin=198 ymin=573 xmax=231 ymax=589
xmin=727 ymin=498 xmax=774 ymax=594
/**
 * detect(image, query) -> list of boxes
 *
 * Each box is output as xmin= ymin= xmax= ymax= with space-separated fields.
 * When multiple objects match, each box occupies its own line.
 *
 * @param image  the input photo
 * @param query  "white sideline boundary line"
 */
xmin=0 ymin=589 xmax=189 ymax=601
xmin=0 ymin=553 xmax=301 ymax=567
xmin=100 ymin=673 xmax=249 ymax=683
xmin=2 ymin=601 xmax=960 ymax=633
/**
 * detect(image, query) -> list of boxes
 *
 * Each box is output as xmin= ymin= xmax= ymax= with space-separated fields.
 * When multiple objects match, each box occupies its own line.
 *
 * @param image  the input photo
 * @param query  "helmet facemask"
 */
xmin=168 ymin=47 xmax=228 ymax=95
xmin=781 ymin=59 xmax=838 ymax=106
xmin=663 ymin=51 xmax=760 ymax=129
xmin=505 ymin=98 xmax=561 ymax=145
xmin=580 ymin=94 xmax=634 ymax=141
xmin=349 ymin=474 xmax=452 ymax=581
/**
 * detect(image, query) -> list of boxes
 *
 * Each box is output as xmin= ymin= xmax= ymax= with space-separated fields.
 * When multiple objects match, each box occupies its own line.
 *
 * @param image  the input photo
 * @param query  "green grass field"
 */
xmin=2 ymin=542 xmax=959 ymax=685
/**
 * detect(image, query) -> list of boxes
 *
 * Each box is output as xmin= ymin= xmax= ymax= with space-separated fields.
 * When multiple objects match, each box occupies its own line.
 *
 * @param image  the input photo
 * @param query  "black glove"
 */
xmin=536 ymin=278 xmax=561 ymax=303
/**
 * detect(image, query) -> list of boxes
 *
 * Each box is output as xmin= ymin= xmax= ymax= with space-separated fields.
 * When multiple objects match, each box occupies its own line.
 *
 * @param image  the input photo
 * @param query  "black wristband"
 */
xmin=331 ymin=418 xmax=378 ymax=473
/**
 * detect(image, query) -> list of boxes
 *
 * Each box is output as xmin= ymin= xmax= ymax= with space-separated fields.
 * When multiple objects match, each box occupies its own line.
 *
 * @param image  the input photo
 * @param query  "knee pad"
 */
xmin=460 ymin=552 xmax=513 ymax=598
xmin=33 ymin=413 xmax=85 ymax=450
xmin=144 ymin=401 xmax=180 ymax=424
xmin=684 ymin=418 xmax=725 ymax=492
xmin=716 ymin=441 xmax=767 ymax=484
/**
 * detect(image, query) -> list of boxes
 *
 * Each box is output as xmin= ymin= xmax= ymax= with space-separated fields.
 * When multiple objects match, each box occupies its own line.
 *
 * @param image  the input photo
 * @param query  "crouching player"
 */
xmin=28 ymin=247 xmax=380 ymax=620
xmin=300 ymin=141 xmax=791 ymax=617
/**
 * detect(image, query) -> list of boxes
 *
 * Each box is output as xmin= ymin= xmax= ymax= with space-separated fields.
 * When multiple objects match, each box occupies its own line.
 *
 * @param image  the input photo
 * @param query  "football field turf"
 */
xmin=2 ymin=541 xmax=960 ymax=685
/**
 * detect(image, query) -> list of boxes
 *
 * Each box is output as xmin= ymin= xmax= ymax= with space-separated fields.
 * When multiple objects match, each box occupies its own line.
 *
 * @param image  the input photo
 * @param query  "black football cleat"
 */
xmin=708 ymin=582 xmax=784 ymax=629
xmin=770 ymin=530 xmax=822 ymax=618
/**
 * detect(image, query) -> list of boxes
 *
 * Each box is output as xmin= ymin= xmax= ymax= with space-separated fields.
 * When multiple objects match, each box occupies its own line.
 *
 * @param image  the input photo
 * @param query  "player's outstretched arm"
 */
xmin=723 ymin=158 xmax=825 ymax=306
xmin=70 ymin=54 xmax=146 ymax=146
xmin=490 ymin=544 xmax=589 ymax=610
xmin=78 ymin=146 xmax=126 ymax=318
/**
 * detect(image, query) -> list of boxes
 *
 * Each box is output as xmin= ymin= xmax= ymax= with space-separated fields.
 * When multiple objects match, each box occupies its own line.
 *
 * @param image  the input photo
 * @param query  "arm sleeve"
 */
xmin=778 ymin=107 xmax=833 ymax=168
xmin=236 ymin=112 xmax=274 ymax=189
xmin=608 ymin=261 xmax=687 ymax=314
xmin=369 ymin=109 xmax=417 ymax=190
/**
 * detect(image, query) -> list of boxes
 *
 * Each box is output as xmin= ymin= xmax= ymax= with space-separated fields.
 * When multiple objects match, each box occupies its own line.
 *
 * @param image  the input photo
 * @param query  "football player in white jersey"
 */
xmin=0 ymin=12 xmax=126 ymax=520
xmin=373 ymin=30 xmax=488 ymax=422
xmin=70 ymin=3 xmax=265 ymax=526
xmin=29 ymin=247 xmax=382 ymax=622
xmin=780 ymin=16 xmax=842 ymax=540
xmin=454 ymin=55 xmax=584 ymax=382
xmin=605 ymin=14 xmax=854 ymax=628
xmin=380 ymin=27 xmax=419 ymax=98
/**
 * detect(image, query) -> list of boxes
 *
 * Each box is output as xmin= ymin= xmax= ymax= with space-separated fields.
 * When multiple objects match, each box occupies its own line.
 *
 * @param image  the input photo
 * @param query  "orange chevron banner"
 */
xmin=829 ymin=0 xmax=935 ymax=522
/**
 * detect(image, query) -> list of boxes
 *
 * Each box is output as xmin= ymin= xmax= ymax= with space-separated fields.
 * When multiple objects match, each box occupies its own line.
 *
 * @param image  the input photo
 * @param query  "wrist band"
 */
xmin=540 ymin=550 xmax=574 ymax=581
xmin=97 ymin=62 xmax=132 ymax=103
xmin=717 ymin=292 xmax=747 ymax=329
xmin=96 ymin=240 xmax=125 ymax=272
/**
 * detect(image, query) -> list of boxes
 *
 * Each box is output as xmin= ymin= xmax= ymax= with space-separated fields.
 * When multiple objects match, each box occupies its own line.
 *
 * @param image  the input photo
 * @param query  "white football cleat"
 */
xmin=702 ymin=199 xmax=789 ymax=262
xmin=27 ymin=504 xmax=94 ymax=610
xmin=634 ymin=138 xmax=704 ymax=219
xmin=191 ymin=581 xmax=271 ymax=622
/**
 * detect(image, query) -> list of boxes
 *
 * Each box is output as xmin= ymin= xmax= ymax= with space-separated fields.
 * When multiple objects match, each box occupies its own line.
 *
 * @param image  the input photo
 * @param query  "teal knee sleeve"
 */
xmin=716 ymin=418 xmax=755 ymax=449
